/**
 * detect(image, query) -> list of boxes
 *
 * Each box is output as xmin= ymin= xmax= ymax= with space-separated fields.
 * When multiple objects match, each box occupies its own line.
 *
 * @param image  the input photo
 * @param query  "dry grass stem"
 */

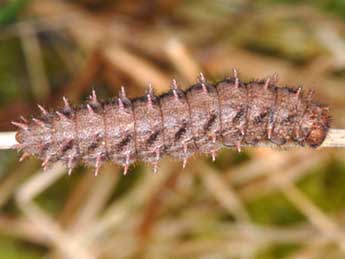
xmin=2 ymin=129 xmax=345 ymax=150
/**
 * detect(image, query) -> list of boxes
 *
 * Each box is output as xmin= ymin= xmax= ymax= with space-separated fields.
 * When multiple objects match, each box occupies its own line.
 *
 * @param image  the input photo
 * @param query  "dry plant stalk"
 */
xmin=4 ymin=71 xmax=342 ymax=175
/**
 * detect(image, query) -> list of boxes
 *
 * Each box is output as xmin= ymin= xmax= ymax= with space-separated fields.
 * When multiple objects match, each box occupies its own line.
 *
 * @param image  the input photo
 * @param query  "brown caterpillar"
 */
xmin=12 ymin=71 xmax=330 ymax=175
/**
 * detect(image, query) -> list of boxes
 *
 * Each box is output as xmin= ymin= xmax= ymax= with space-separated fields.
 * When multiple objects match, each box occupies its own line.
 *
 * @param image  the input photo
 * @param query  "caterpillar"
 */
xmin=12 ymin=70 xmax=330 ymax=176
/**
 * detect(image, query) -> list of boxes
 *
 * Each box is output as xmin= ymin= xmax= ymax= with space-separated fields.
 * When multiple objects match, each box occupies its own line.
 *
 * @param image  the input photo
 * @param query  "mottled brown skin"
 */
xmin=185 ymin=83 xmax=222 ymax=154
xmin=132 ymin=94 xmax=164 ymax=164
xmin=14 ymin=75 xmax=330 ymax=174
xmin=216 ymin=78 xmax=247 ymax=147
xmin=245 ymin=81 xmax=276 ymax=144
xmin=103 ymin=97 xmax=136 ymax=166
xmin=159 ymin=89 xmax=196 ymax=160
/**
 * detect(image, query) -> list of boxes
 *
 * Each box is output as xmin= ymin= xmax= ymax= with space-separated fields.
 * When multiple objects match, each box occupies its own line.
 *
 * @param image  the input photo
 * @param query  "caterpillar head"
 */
xmin=303 ymin=104 xmax=330 ymax=148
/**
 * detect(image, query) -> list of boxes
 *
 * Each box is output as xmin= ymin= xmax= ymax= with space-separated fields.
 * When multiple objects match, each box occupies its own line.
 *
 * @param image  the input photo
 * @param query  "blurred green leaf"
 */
xmin=0 ymin=0 xmax=30 ymax=25
xmin=246 ymin=191 xmax=305 ymax=226
xmin=0 ymin=38 xmax=29 ymax=105
xmin=299 ymin=159 xmax=345 ymax=213
xmin=0 ymin=235 xmax=44 ymax=259
xmin=34 ymin=166 xmax=83 ymax=214
xmin=256 ymin=243 xmax=300 ymax=259
xmin=319 ymin=0 xmax=345 ymax=20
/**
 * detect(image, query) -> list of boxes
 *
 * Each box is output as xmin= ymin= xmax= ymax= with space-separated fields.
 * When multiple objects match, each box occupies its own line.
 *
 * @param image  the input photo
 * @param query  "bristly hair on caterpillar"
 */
xmin=12 ymin=69 xmax=331 ymax=176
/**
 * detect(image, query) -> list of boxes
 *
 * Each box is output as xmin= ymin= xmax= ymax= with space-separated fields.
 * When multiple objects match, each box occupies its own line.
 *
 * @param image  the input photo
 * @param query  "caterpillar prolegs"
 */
xmin=12 ymin=70 xmax=330 ymax=175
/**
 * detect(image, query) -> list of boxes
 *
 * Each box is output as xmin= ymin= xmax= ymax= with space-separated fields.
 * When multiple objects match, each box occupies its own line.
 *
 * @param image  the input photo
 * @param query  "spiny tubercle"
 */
xmin=12 ymin=71 xmax=330 ymax=176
